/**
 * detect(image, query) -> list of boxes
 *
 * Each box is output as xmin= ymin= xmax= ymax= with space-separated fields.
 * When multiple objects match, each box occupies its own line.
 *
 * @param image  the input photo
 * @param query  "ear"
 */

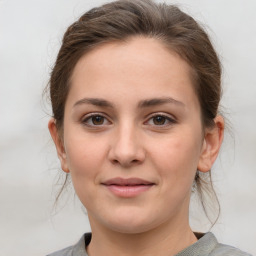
xmin=48 ymin=118 xmax=69 ymax=173
xmin=197 ymin=115 xmax=224 ymax=173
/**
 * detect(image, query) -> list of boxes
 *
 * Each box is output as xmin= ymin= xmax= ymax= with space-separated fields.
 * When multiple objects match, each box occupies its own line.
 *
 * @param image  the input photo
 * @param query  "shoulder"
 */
xmin=46 ymin=233 xmax=91 ymax=256
xmin=197 ymin=232 xmax=252 ymax=256
xmin=210 ymin=243 xmax=253 ymax=256
xmin=176 ymin=232 xmax=252 ymax=256
xmin=47 ymin=245 xmax=74 ymax=256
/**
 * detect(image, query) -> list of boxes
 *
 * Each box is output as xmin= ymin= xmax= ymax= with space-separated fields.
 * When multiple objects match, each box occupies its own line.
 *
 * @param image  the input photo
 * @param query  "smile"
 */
xmin=101 ymin=178 xmax=155 ymax=198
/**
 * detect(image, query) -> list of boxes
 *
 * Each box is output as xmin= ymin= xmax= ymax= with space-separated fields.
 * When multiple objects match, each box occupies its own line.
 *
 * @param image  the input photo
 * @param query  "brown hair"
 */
xmin=48 ymin=0 xmax=222 ymax=224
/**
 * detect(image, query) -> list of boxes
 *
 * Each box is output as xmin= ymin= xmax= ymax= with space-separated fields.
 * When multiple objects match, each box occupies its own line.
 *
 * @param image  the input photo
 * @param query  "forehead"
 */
xmin=67 ymin=36 xmax=199 ymax=109
xmin=72 ymin=36 xmax=193 ymax=80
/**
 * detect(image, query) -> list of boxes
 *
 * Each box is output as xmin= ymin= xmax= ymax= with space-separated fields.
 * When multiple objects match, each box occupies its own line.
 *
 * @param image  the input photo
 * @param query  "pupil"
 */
xmin=154 ymin=116 xmax=165 ymax=125
xmin=92 ymin=116 xmax=104 ymax=125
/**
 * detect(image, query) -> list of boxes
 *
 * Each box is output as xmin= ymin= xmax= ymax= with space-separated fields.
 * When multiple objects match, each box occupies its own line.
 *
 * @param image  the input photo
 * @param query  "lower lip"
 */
xmin=104 ymin=184 xmax=154 ymax=197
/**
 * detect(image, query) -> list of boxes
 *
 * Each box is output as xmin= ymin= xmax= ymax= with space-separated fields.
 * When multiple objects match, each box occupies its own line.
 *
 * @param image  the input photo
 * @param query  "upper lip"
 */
xmin=102 ymin=177 xmax=155 ymax=186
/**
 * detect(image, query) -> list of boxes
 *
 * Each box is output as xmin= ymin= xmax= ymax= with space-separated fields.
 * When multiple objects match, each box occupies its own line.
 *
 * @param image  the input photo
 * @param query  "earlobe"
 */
xmin=48 ymin=118 xmax=69 ymax=173
xmin=197 ymin=115 xmax=224 ymax=173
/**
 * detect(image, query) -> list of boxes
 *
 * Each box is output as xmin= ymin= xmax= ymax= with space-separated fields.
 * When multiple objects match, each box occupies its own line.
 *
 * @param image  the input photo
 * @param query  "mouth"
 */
xmin=101 ymin=177 xmax=155 ymax=198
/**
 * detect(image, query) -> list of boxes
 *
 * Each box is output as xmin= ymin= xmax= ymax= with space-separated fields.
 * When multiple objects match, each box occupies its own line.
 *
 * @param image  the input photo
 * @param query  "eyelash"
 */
xmin=145 ymin=113 xmax=176 ymax=127
xmin=81 ymin=113 xmax=111 ymax=127
xmin=81 ymin=113 xmax=176 ymax=128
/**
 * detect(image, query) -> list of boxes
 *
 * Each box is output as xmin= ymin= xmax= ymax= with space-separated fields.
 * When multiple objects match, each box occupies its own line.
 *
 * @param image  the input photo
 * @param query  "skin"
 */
xmin=49 ymin=37 xmax=224 ymax=256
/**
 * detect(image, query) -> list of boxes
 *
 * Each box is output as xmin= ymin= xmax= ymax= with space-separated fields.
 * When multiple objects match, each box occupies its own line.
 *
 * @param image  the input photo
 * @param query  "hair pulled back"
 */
xmin=48 ymin=0 xmax=222 ymax=224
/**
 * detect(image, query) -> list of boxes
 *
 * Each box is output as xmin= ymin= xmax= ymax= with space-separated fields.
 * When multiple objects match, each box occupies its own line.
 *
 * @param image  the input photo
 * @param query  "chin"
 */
xmin=107 ymin=222 xmax=155 ymax=234
xmin=99 ymin=211 xmax=162 ymax=235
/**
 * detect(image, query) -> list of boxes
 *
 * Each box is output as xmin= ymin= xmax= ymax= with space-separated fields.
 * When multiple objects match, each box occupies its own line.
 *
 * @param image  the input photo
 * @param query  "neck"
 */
xmin=87 ymin=216 xmax=197 ymax=256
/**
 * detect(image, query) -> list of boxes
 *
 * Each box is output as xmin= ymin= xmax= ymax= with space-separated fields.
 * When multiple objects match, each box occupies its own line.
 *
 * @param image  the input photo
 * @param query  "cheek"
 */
xmin=63 ymin=133 xmax=110 ymax=208
xmin=148 ymin=129 xmax=202 ymax=185
xmin=64 ymin=132 xmax=108 ymax=185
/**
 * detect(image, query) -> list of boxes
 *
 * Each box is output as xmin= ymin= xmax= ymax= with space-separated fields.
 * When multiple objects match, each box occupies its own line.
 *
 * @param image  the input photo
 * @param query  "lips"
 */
xmin=102 ymin=177 xmax=154 ymax=186
xmin=101 ymin=178 xmax=155 ymax=197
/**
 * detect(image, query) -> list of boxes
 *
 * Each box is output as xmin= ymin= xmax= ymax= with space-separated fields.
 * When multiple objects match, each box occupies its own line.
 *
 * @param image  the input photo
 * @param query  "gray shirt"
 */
xmin=47 ymin=232 xmax=252 ymax=256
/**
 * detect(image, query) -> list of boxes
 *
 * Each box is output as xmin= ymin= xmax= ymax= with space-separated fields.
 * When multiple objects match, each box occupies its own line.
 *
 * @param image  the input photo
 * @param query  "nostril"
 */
xmin=111 ymin=158 xmax=141 ymax=166
xmin=108 ymin=142 xmax=146 ymax=167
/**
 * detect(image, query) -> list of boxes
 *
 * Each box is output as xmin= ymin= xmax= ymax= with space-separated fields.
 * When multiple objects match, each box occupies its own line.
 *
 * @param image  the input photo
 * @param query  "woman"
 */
xmin=46 ymin=0 xmax=251 ymax=255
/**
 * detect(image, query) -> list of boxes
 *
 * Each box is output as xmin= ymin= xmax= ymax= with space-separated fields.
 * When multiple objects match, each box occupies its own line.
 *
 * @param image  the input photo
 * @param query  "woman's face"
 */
xmin=50 ymin=37 xmax=219 ymax=234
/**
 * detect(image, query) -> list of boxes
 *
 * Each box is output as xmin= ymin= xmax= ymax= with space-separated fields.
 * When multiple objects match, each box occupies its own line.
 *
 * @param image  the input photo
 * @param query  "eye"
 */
xmin=82 ymin=114 xmax=111 ymax=126
xmin=146 ymin=114 xmax=176 ymax=126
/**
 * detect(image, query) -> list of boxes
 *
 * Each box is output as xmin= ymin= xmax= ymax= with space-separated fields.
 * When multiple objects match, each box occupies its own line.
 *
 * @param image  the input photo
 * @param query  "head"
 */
xmin=47 ymin=0 xmax=224 ymax=231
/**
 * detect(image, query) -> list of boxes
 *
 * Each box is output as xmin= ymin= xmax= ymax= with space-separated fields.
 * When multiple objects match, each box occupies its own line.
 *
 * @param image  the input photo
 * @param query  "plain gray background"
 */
xmin=0 ymin=0 xmax=255 ymax=255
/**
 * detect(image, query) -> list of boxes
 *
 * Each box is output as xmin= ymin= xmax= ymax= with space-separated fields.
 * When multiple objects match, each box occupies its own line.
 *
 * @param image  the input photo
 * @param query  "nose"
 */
xmin=108 ymin=123 xmax=145 ymax=168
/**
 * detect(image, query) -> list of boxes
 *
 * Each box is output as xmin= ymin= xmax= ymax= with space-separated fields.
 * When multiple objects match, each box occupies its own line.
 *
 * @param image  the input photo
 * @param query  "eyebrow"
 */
xmin=73 ymin=97 xmax=185 ymax=109
xmin=138 ymin=97 xmax=185 ymax=108
xmin=73 ymin=98 xmax=114 ymax=108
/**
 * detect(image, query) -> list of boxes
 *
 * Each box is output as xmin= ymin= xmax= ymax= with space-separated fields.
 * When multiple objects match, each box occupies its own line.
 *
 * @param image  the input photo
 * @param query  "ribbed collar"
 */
xmin=175 ymin=232 xmax=217 ymax=256
xmin=73 ymin=232 xmax=217 ymax=256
